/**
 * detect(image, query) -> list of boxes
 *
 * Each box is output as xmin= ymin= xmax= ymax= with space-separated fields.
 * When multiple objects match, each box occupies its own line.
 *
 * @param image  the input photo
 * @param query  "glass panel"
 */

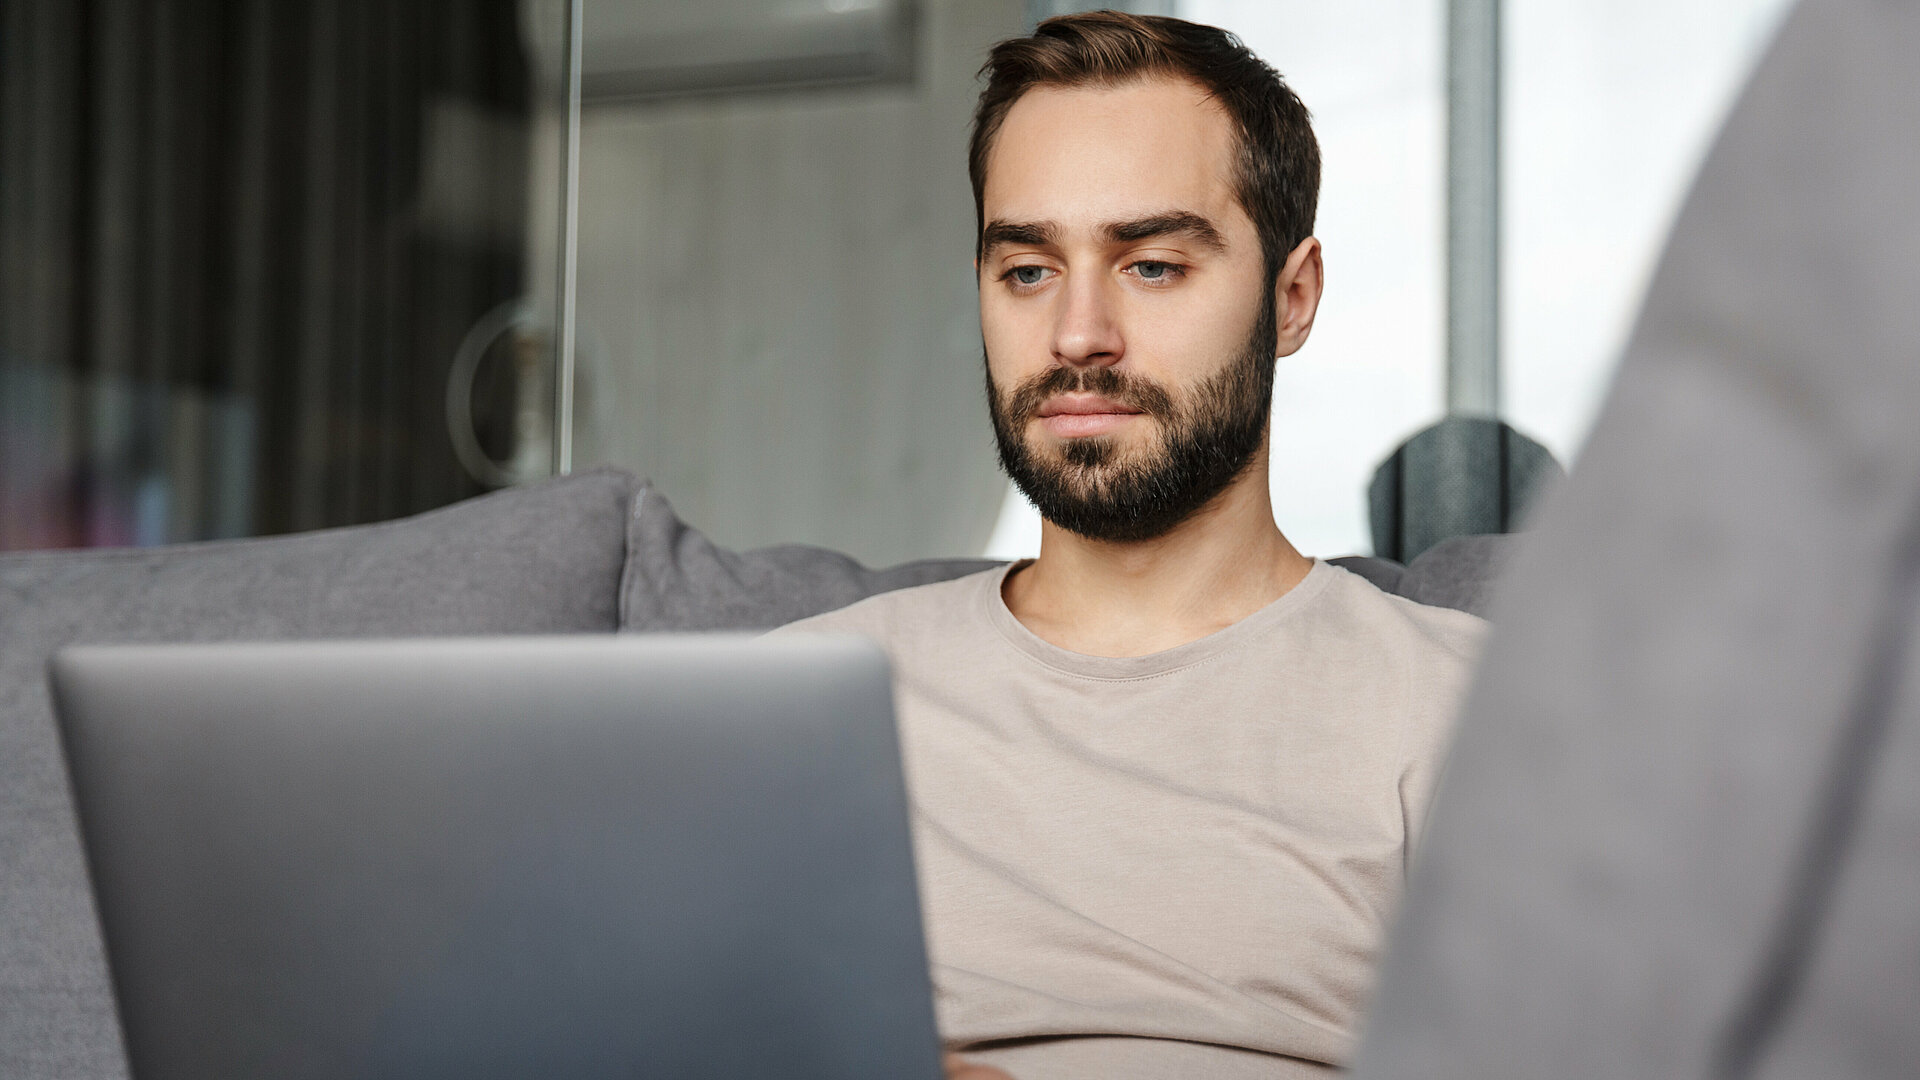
xmin=1504 ymin=0 xmax=1796 ymax=463
xmin=569 ymin=0 xmax=1018 ymax=569
xmin=0 ymin=0 xmax=575 ymax=550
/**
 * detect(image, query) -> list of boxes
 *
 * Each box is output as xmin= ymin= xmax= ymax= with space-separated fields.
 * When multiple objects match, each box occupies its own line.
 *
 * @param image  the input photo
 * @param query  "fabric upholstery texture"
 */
xmin=1353 ymin=2 xmax=1920 ymax=1077
xmin=0 ymin=469 xmax=636 ymax=1080
xmin=619 ymin=485 xmax=1000 ymax=632
xmin=1395 ymin=535 xmax=1513 ymax=619
xmin=1326 ymin=554 xmax=1407 ymax=597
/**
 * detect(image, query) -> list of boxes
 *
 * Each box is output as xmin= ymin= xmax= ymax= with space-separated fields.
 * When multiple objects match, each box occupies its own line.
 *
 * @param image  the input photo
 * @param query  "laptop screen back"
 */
xmin=51 ymin=635 xmax=941 ymax=1080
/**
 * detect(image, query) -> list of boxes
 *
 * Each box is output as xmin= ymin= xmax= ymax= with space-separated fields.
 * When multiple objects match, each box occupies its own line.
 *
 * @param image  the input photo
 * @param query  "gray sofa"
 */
xmin=0 ymin=467 xmax=1508 ymax=1079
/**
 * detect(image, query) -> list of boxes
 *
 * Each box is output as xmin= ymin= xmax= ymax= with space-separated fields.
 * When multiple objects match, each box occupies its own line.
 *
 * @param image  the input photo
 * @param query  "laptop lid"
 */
xmin=50 ymin=635 xmax=941 ymax=1080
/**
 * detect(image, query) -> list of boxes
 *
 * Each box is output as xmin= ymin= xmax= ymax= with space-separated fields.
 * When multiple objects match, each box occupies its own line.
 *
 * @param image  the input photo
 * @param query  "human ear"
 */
xmin=1272 ymin=237 xmax=1323 ymax=358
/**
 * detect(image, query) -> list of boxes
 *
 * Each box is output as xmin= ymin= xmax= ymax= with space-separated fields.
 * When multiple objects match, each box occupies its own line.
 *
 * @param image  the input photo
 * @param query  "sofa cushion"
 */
xmin=0 ymin=468 xmax=637 ymax=1080
xmin=620 ymin=485 xmax=1000 ymax=633
xmin=620 ymin=484 xmax=1510 ymax=630
xmin=1328 ymin=555 xmax=1409 ymax=596
xmin=1395 ymin=534 xmax=1513 ymax=619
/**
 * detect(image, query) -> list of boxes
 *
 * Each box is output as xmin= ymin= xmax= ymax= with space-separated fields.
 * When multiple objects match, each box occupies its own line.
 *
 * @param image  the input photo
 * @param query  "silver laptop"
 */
xmin=50 ymin=635 xmax=942 ymax=1080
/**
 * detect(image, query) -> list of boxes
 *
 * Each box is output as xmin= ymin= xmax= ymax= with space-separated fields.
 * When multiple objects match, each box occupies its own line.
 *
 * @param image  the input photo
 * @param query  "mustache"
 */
xmin=999 ymin=365 xmax=1177 ymax=426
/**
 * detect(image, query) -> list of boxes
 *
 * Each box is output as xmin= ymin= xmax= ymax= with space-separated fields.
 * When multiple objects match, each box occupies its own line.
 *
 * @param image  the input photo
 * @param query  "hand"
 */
xmin=944 ymin=1051 xmax=1015 ymax=1079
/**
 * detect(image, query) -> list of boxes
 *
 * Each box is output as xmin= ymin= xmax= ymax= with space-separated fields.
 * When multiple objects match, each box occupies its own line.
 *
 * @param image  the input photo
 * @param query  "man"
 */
xmin=777 ymin=12 xmax=1483 ymax=1078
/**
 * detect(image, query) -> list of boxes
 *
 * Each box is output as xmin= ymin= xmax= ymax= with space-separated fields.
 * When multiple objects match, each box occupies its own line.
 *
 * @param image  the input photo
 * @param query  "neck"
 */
xmin=1001 ymin=448 xmax=1313 ymax=657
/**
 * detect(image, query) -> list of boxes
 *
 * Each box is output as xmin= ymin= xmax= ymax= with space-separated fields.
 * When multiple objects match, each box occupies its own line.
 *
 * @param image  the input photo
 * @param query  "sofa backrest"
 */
xmin=0 ymin=469 xmax=636 ymax=1080
xmin=620 ymin=484 xmax=1515 ymax=631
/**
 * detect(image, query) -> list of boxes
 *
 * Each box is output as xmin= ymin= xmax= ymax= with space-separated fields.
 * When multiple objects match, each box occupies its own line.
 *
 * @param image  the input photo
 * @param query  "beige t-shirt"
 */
xmin=773 ymin=559 xmax=1485 ymax=1078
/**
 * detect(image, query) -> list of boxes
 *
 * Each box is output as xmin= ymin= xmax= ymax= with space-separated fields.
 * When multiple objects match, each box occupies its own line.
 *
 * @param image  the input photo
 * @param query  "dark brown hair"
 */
xmin=969 ymin=10 xmax=1320 ymax=283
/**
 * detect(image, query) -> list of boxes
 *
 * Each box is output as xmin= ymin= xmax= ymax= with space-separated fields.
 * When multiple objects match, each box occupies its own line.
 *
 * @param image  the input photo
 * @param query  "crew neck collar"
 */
xmin=978 ymin=557 xmax=1335 ymax=682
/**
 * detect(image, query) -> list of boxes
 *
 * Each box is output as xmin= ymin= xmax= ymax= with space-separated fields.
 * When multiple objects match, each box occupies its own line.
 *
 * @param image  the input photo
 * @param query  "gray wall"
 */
xmin=570 ymin=0 xmax=1024 ymax=566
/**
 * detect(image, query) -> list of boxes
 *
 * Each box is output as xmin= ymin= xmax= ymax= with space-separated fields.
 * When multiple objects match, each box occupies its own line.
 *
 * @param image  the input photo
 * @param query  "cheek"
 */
xmin=1123 ymin=325 xmax=1238 ymax=391
xmin=1129 ymin=287 xmax=1265 ymax=378
xmin=980 ymin=295 xmax=1046 ymax=387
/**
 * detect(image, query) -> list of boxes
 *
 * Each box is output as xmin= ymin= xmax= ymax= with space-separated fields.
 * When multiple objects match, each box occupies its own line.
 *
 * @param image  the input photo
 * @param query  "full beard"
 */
xmin=987 ymin=295 xmax=1278 ymax=544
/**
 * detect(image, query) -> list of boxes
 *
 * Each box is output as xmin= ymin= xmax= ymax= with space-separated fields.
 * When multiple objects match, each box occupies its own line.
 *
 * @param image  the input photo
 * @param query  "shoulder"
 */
xmin=766 ymin=565 xmax=1005 ymax=649
xmin=1311 ymin=561 xmax=1488 ymax=669
xmin=1297 ymin=565 xmax=1487 ymax=741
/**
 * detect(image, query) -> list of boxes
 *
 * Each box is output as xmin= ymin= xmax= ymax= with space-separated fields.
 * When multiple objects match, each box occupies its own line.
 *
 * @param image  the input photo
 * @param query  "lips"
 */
xmin=1035 ymin=394 xmax=1145 ymax=438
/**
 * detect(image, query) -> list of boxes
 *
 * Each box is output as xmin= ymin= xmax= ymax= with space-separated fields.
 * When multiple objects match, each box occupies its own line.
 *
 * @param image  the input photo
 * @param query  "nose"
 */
xmin=1050 ymin=272 xmax=1124 ymax=368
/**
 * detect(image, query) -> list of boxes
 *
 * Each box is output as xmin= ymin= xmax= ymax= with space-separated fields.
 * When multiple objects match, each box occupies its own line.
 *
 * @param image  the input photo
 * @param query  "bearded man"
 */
xmin=775 ymin=12 xmax=1484 ymax=1079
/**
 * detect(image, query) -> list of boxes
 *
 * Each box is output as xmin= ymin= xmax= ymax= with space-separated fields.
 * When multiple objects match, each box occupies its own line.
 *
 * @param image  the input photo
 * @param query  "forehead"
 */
xmin=982 ymin=76 xmax=1241 ymax=230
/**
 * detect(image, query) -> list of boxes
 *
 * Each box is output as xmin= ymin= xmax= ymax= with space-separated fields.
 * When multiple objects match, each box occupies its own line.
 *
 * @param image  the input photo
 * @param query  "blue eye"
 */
xmin=1010 ymin=266 xmax=1047 ymax=286
xmin=1134 ymin=261 xmax=1173 ymax=280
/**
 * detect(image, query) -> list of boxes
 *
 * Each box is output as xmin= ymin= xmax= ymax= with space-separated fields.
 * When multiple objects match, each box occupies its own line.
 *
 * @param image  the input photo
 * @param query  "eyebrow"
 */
xmin=980 ymin=220 xmax=1058 ymax=255
xmin=1102 ymin=211 xmax=1227 ymax=251
xmin=979 ymin=211 xmax=1228 ymax=258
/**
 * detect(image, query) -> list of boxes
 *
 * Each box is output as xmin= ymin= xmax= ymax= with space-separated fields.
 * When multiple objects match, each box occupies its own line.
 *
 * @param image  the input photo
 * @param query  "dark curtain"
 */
xmin=0 ymin=0 xmax=534 ymax=550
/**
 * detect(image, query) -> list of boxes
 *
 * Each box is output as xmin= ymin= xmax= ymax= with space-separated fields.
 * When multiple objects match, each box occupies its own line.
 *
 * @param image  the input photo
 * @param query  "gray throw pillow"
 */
xmin=619 ymin=485 xmax=999 ymax=632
